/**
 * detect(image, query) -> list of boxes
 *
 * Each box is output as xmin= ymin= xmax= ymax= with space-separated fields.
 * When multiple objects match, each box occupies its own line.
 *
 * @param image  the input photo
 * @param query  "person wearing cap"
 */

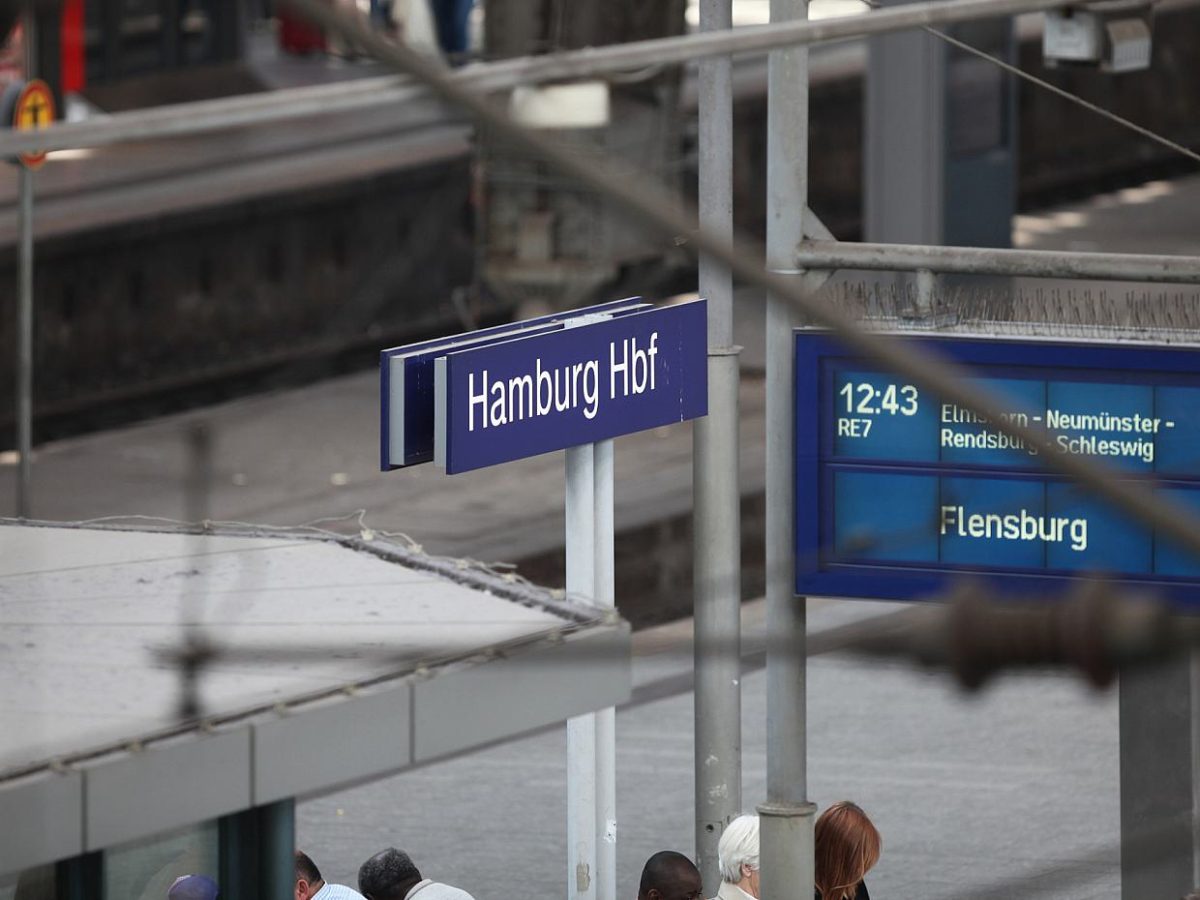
xmin=168 ymin=874 xmax=219 ymax=900
xmin=357 ymin=847 xmax=475 ymax=900
xmin=296 ymin=851 xmax=368 ymax=900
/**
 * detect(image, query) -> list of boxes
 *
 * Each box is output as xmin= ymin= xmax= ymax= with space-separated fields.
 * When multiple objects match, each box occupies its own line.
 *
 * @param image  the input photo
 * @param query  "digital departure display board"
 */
xmin=795 ymin=332 xmax=1200 ymax=605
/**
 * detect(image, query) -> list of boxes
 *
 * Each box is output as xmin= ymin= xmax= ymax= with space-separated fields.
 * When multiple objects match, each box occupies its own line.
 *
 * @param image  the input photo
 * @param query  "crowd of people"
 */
xmin=164 ymin=847 xmax=477 ymax=900
xmin=635 ymin=802 xmax=881 ymax=900
xmin=162 ymin=800 xmax=880 ymax=900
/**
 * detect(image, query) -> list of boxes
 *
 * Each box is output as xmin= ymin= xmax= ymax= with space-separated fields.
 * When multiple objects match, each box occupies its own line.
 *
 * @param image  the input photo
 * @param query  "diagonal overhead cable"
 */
xmin=278 ymin=0 xmax=1200 ymax=562
xmin=875 ymin=0 xmax=1200 ymax=167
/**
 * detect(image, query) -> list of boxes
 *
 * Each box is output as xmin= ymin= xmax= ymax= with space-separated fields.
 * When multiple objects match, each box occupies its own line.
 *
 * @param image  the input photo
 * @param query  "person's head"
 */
xmin=814 ymin=801 xmax=881 ymax=900
xmin=357 ymin=847 xmax=424 ymax=900
xmin=717 ymin=814 xmax=760 ymax=897
xmin=637 ymin=851 xmax=703 ymax=900
xmin=168 ymin=874 xmax=219 ymax=900
xmin=295 ymin=851 xmax=324 ymax=900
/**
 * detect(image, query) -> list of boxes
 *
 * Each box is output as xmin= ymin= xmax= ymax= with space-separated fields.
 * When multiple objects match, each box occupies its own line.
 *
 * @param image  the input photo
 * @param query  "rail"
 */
xmin=0 ymin=0 xmax=1075 ymax=156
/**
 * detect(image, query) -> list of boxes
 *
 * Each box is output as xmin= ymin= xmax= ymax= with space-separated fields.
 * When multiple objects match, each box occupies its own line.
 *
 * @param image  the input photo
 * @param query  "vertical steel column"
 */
xmin=566 ymin=443 xmax=597 ymax=900
xmin=1119 ymin=653 xmax=1200 ymax=899
xmin=594 ymin=438 xmax=616 ymax=900
xmin=260 ymin=799 xmax=296 ymax=900
xmin=694 ymin=0 xmax=741 ymax=891
xmin=15 ymin=5 xmax=37 ymax=519
xmin=55 ymin=852 xmax=104 ymax=900
xmin=16 ymin=167 xmax=33 ymax=519
xmin=758 ymin=0 xmax=817 ymax=895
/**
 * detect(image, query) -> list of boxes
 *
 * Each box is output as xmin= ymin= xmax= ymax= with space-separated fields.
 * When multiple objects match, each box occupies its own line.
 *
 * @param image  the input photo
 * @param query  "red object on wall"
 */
xmin=60 ymin=0 xmax=84 ymax=93
xmin=278 ymin=9 xmax=327 ymax=54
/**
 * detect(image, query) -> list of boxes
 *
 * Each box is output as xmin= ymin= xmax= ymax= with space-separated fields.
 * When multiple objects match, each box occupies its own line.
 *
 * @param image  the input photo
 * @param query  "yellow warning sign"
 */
xmin=12 ymin=79 xmax=55 ymax=170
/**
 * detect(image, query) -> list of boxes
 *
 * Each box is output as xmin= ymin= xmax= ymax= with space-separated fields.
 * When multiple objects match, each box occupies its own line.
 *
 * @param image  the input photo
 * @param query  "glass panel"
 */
xmin=0 ymin=865 xmax=55 ymax=900
xmin=105 ymin=821 xmax=219 ymax=900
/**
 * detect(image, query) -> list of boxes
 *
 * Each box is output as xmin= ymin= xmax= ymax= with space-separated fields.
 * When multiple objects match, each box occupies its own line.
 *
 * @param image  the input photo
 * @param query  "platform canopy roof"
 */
xmin=0 ymin=522 xmax=629 ymax=876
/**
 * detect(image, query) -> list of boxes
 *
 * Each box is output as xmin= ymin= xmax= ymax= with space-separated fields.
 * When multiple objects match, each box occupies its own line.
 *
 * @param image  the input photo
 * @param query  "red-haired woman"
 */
xmin=813 ymin=801 xmax=881 ymax=900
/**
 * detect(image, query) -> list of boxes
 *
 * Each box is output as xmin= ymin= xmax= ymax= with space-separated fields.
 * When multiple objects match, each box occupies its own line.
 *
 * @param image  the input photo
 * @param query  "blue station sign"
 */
xmin=380 ymin=298 xmax=648 ymax=469
xmin=434 ymin=300 xmax=707 ymax=474
xmin=795 ymin=331 xmax=1200 ymax=605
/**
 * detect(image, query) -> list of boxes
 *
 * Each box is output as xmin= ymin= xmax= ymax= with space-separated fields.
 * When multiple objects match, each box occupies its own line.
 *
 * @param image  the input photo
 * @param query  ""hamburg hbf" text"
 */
xmin=467 ymin=333 xmax=660 ymax=430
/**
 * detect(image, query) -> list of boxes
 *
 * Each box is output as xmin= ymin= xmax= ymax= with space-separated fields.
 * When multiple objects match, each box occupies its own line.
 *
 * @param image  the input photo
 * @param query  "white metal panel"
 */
xmin=253 ymin=686 xmax=413 ymax=805
xmin=0 ymin=771 xmax=83 ymax=876
xmin=412 ymin=624 xmax=632 ymax=761
xmin=0 ymin=526 xmax=565 ymax=777
xmin=83 ymin=729 xmax=252 ymax=850
xmin=0 ymin=524 xmax=628 ymax=868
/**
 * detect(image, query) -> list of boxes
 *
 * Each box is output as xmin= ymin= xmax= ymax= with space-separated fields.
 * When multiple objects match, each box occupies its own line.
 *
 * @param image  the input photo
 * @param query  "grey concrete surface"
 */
xmin=0 ymin=525 xmax=578 ymax=775
xmin=0 ymin=369 xmax=765 ymax=565
xmin=7 ymin=174 xmax=1194 ymax=896
xmin=297 ymin=598 xmax=1120 ymax=900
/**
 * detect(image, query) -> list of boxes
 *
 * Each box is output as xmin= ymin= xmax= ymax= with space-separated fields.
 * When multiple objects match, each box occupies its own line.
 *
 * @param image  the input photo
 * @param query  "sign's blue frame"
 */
xmin=795 ymin=331 xmax=1200 ymax=606
xmin=380 ymin=298 xmax=647 ymax=470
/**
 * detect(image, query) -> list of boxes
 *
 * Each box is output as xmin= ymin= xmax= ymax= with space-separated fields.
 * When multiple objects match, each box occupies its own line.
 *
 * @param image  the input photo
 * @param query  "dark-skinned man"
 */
xmin=638 ymin=850 xmax=705 ymax=900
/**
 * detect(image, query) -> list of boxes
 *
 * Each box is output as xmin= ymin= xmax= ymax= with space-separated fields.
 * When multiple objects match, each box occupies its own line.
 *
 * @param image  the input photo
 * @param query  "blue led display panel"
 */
xmin=795 ymin=332 xmax=1200 ymax=606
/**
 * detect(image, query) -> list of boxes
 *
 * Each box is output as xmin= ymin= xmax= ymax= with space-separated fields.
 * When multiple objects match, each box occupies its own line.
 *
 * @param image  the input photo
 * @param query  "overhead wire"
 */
xmin=277 ymin=0 xmax=1200 ymax=569
xmin=926 ymin=21 xmax=1200 ymax=167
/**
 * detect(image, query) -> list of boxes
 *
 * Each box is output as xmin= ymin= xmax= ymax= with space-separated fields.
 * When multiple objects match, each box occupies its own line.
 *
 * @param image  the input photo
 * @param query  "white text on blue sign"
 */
xmin=468 ymin=334 xmax=659 ymax=430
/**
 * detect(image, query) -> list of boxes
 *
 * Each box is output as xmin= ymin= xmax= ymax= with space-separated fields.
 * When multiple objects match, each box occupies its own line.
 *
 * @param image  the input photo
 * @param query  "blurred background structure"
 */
xmin=2 ymin=0 xmax=1200 ymax=899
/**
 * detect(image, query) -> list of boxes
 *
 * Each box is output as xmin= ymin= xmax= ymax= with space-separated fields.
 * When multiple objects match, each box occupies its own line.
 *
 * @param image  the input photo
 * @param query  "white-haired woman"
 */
xmin=714 ymin=814 xmax=760 ymax=900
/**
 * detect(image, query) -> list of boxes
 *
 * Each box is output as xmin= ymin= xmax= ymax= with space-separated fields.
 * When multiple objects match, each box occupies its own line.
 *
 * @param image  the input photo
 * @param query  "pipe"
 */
xmin=15 ymin=167 xmax=32 ymax=519
xmin=566 ymin=443 xmax=597 ymax=900
xmin=797 ymin=239 xmax=1200 ymax=284
xmin=0 ymin=0 xmax=1076 ymax=156
xmin=594 ymin=439 xmax=616 ymax=900
xmin=760 ymin=0 xmax=814 ymax=895
xmin=281 ymin=0 xmax=1200 ymax=644
xmin=693 ymin=0 xmax=741 ymax=890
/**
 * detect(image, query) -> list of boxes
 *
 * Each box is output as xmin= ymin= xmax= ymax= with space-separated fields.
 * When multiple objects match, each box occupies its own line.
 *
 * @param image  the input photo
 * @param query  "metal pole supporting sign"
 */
xmin=8 ymin=11 xmax=55 ymax=517
xmin=564 ymin=312 xmax=614 ymax=900
xmin=400 ymin=297 xmax=706 ymax=900
xmin=594 ymin=437 xmax=616 ymax=900
xmin=566 ymin=441 xmax=598 ymax=900
xmin=15 ymin=161 xmax=33 ymax=518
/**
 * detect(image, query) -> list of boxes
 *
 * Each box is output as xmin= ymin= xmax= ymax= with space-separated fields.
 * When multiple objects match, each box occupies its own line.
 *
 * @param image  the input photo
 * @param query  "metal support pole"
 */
xmin=260 ymin=798 xmax=296 ymax=900
xmin=0 ymin=0 xmax=1078 ymax=159
xmin=594 ymin=439 xmax=616 ymax=900
xmin=694 ymin=351 xmax=742 ymax=891
xmin=296 ymin=0 xmax=1200 ymax=567
xmin=15 ymin=3 xmax=37 ymax=519
xmin=694 ymin=0 xmax=741 ymax=891
xmin=1119 ymin=652 xmax=1200 ymax=899
xmin=566 ymin=443 xmax=597 ymax=900
xmin=760 ymin=0 xmax=817 ymax=895
xmin=15 ymin=167 xmax=33 ymax=518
